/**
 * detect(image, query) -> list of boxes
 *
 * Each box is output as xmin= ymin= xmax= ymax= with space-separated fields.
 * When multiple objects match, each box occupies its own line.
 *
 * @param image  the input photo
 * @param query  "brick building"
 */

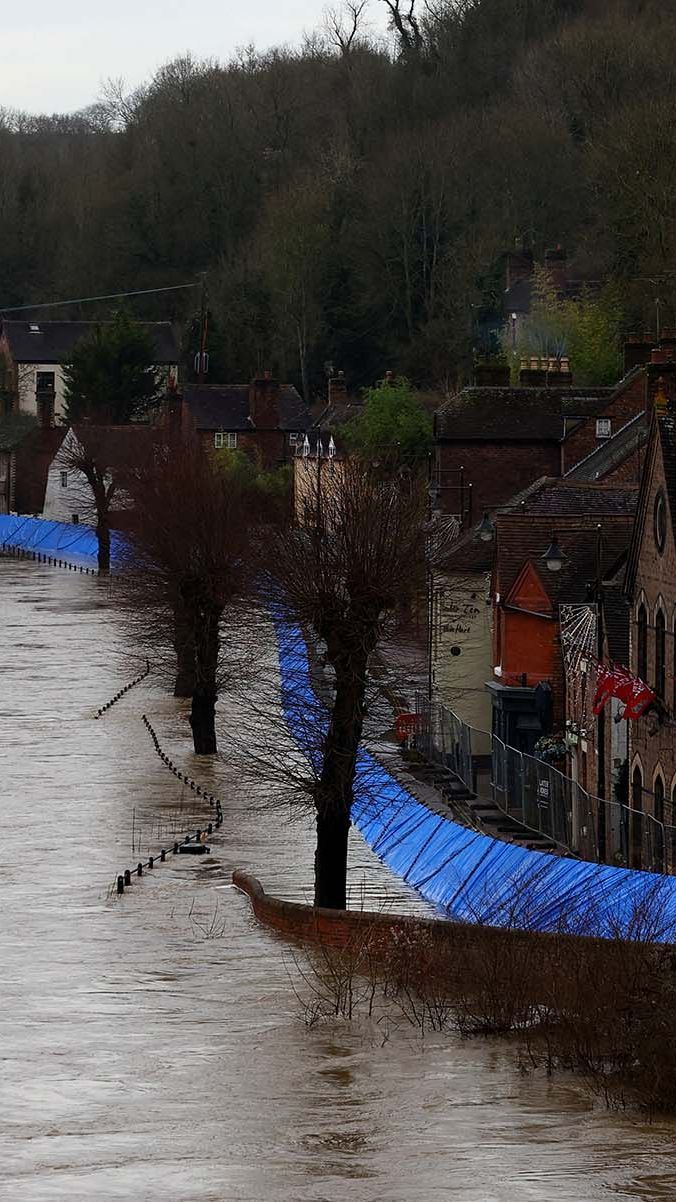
xmin=486 ymin=480 xmax=637 ymax=754
xmin=624 ymin=395 xmax=676 ymax=871
xmin=174 ymin=374 xmax=310 ymax=469
xmin=433 ymin=338 xmax=676 ymax=525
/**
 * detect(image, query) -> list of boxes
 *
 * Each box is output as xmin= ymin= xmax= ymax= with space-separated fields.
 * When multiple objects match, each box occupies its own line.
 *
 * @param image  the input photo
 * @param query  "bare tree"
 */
xmin=379 ymin=0 xmax=424 ymax=56
xmin=325 ymin=1 xmax=370 ymax=56
xmin=258 ymin=456 xmax=427 ymax=909
xmin=120 ymin=442 xmax=255 ymax=755
xmin=57 ymin=426 xmax=152 ymax=574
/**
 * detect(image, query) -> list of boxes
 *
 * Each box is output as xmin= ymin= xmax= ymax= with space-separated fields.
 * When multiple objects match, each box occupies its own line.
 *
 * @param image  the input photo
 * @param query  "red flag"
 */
xmin=592 ymin=663 xmax=656 ymax=720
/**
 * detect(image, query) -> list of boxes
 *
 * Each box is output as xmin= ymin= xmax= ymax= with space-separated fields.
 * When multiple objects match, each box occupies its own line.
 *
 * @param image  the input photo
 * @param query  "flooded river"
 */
xmin=3 ymin=558 xmax=676 ymax=1201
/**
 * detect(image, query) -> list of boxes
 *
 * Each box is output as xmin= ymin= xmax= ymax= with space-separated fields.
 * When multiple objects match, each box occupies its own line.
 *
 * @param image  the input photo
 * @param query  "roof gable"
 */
xmin=504 ymin=560 xmax=554 ymax=615
xmin=182 ymin=384 xmax=310 ymax=432
xmin=625 ymin=411 xmax=676 ymax=595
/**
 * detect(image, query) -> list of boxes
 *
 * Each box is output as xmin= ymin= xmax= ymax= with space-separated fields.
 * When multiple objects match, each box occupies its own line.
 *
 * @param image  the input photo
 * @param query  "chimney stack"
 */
xmin=505 ymin=242 xmax=534 ymax=292
xmin=473 ymin=358 xmax=511 ymax=387
xmin=328 ymin=370 xmax=347 ymax=411
xmin=249 ymin=372 xmax=280 ymax=428
xmin=543 ymin=245 xmax=567 ymax=294
xmin=518 ymin=356 xmax=573 ymax=388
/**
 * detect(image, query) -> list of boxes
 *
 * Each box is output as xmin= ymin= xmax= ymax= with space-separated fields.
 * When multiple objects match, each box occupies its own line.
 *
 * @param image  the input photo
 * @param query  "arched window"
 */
xmin=631 ymin=764 xmax=643 ymax=870
xmin=656 ymin=609 xmax=666 ymax=699
xmin=637 ymin=603 xmax=648 ymax=682
xmin=654 ymin=774 xmax=665 ymax=873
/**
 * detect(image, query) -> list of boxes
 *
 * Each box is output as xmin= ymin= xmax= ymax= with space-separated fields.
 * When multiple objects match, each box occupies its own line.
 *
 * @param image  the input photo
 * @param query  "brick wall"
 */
xmin=231 ymin=869 xmax=659 ymax=966
xmin=562 ymin=373 xmax=647 ymax=471
xmin=438 ymin=442 xmax=560 ymax=519
xmin=629 ymin=436 xmax=676 ymax=830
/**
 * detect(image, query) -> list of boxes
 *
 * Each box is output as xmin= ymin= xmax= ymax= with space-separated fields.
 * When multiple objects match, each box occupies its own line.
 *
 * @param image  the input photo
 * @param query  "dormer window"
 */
xmin=29 ymin=323 xmax=41 ymax=334
xmin=596 ymin=418 xmax=611 ymax=439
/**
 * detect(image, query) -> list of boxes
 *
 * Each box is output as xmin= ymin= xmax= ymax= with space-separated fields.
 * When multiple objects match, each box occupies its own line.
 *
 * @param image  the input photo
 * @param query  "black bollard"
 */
xmin=173 ymin=842 xmax=179 ymax=854
xmin=117 ymin=875 xmax=124 ymax=895
xmin=137 ymin=862 xmax=143 ymax=877
xmin=124 ymin=869 xmax=132 ymax=886
xmin=148 ymin=857 xmax=154 ymax=870
xmin=160 ymin=849 xmax=166 ymax=862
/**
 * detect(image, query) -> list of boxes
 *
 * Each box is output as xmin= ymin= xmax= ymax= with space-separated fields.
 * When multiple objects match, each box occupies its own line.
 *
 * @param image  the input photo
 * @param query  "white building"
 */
xmin=0 ymin=320 xmax=180 ymax=424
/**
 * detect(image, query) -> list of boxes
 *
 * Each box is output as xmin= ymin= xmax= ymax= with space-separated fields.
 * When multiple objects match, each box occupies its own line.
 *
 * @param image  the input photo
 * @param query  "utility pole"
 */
xmin=196 ymin=272 xmax=209 ymax=385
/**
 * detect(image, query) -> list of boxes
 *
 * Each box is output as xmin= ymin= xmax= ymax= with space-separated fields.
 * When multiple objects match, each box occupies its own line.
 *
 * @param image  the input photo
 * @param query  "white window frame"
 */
xmin=226 ymin=432 xmax=238 ymax=450
xmin=60 ymin=470 xmax=68 ymax=488
xmin=214 ymin=432 xmax=225 ymax=449
xmin=288 ymin=432 xmax=300 ymax=445
xmin=596 ymin=418 xmax=611 ymax=439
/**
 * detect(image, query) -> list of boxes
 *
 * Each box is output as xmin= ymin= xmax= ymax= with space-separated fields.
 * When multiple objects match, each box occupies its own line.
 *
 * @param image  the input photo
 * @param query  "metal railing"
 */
xmin=415 ymin=695 xmax=674 ymax=874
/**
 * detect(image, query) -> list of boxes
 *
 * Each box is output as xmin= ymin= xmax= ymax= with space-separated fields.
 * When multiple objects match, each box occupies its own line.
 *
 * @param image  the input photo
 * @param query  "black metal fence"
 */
xmin=415 ymin=695 xmax=673 ymax=874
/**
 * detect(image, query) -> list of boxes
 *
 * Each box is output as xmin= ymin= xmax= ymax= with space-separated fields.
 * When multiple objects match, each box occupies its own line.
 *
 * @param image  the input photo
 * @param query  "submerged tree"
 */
xmin=260 ymin=456 xmax=427 ymax=909
xmin=121 ymin=441 xmax=255 ymax=755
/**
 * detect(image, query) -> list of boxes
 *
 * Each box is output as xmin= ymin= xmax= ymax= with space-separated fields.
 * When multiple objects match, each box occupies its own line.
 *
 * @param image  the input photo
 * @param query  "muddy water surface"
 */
xmin=2 ymin=559 xmax=676 ymax=1201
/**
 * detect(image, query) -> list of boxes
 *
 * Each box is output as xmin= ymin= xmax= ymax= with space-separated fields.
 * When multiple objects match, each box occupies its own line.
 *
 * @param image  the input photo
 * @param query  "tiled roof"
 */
xmin=182 ymin=384 xmax=310 ymax=432
xmin=1 ymin=321 xmax=180 ymax=364
xmin=434 ymin=386 xmax=613 ymax=440
xmin=565 ymin=412 xmax=648 ymax=481
xmin=499 ymin=479 xmax=639 ymax=518
xmin=498 ymin=520 xmax=635 ymax=608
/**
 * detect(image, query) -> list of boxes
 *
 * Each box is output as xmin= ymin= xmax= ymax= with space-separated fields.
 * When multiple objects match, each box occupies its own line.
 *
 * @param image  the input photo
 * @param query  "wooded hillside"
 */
xmin=2 ymin=0 xmax=675 ymax=395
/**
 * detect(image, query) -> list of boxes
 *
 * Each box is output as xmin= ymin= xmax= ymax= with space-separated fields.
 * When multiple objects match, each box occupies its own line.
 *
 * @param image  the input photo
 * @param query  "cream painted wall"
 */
xmin=431 ymin=569 xmax=493 ymax=753
xmin=17 ymin=363 xmax=68 ymax=420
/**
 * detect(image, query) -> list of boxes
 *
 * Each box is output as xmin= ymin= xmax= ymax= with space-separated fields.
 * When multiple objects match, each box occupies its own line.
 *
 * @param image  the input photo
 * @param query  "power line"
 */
xmin=0 ymin=282 xmax=200 ymax=315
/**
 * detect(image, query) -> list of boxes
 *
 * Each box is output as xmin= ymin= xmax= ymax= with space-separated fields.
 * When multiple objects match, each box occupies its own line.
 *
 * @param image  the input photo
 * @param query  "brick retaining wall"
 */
xmin=231 ymin=870 xmax=651 ymax=969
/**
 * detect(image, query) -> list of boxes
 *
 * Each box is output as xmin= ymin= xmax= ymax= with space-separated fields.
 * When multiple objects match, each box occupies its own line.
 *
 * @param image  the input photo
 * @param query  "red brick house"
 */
xmin=433 ymin=338 xmax=676 ymax=524
xmin=487 ymin=480 xmax=637 ymax=756
xmin=173 ymin=374 xmax=310 ymax=469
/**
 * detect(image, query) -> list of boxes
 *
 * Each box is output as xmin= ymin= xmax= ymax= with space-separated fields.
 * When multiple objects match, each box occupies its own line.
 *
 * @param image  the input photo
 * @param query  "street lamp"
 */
xmin=541 ymin=532 xmax=566 ymax=572
xmin=477 ymin=511 xmax=495 ymax=542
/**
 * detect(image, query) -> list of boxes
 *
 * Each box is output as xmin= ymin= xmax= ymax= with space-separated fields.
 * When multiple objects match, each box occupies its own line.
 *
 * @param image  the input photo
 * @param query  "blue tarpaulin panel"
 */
xmin=0 ymin=514 xmax=123 ymax=567
xmin=272 ymin=612 xmax=676 ymax=943
xmin=4 ymin=516 xmax=675 ymax=941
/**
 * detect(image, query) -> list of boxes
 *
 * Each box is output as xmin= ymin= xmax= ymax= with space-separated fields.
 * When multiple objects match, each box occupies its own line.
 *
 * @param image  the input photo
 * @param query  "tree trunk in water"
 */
xmin=96 ymin=518 xmax=110 ymax=576
xmin=189 ymin=607 xmax=221 ymax=755
xmin=314 ymin=647 xmax=369 ymax=909
xmin=189 ymin=687 xmax=218 ymax=754
xmin=173 ymin=602 xmax=196 ymax=697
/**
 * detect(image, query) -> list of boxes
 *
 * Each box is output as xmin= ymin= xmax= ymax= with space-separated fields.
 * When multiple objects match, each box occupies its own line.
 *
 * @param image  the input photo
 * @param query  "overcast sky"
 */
xmin=1 ymin=0 xmax=389 ymax=115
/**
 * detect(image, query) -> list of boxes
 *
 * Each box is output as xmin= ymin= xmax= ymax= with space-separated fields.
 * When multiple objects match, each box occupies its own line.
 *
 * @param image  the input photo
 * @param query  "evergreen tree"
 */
xmin=63 ymin=312 xmax=162 ymax=424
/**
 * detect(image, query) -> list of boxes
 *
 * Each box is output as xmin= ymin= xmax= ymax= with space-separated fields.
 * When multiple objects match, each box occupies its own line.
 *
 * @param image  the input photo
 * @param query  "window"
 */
xmin=631 ymin=765 xmax=643 ymax=870
xmin=637 ymin=603 xmax=648 ymax=681
xmin=214 ymin=432 xmax=237 ymax=449
xmin=60 ymin=471 xmax=68 ymax=488
xmin=214 ymin=432 xmax=224 ymax=449
xmin=36 ymin=371 xmax=55 ymax=392
xmin=226 ymin=432 xmax=237 ymax=450
xmin=596 ymin=418 xmax=612 ymax=439
xmin=654 ymin=489 xmax=667 ymax=554
xmin=656 ymin=608 xmax=666 ymax=698
xmin=288 ymin=432 xmax=300 ymax=445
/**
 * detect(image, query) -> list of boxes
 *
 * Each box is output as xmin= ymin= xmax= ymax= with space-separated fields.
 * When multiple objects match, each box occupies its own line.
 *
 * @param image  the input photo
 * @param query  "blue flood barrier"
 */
xmin=272 ymin=610 xmax=676 ymax=943
xmin=0 ymin=514 xmax=124 ymax=568
xmin=4 ymin=520 xmax=676 ymax=941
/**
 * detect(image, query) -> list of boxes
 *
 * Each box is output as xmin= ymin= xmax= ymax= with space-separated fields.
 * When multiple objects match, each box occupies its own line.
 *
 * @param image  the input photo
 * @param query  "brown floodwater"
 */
xmin=3 ymin=558 xmax=676 ymax=1202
